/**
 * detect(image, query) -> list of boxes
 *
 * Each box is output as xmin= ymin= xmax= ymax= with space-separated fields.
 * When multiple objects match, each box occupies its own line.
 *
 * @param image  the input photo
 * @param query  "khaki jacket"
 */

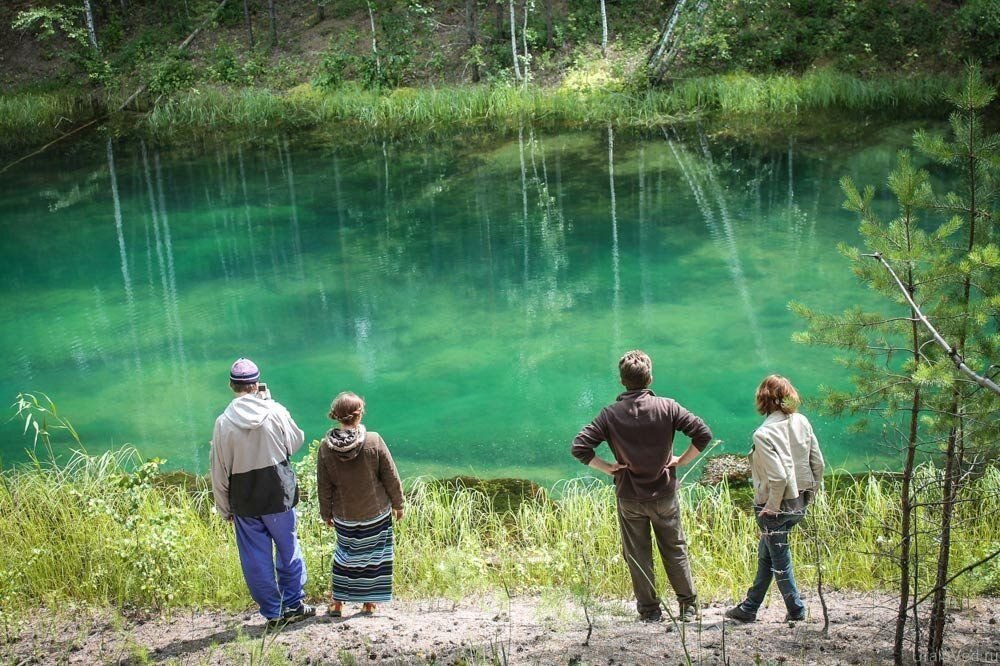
xmin=750 ymin=411 xmax=825 ymax=514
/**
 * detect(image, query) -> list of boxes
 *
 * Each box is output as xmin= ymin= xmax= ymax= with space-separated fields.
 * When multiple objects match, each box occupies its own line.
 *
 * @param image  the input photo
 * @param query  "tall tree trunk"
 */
xmin=243 ymin=0 xmax=255 ymax=49
xmin=509 ymin=0 xmax=522 ymax=80
xmin=83 ymin=0 xmax=100 ymax=51
xmin=367 ymin=1 xmax=382 ymax=85
xmin=495 ymin=0 xmax=503 ymax=42
xmin=894 ymin=207 xmax=924 ymax=665
xmin=267 ymin=0 xmax=277 ymax=47
xmin=521 ymin=0 xmax=530 ymax=82
xmin=927 ymin=98 xmax=981 ymax=666
xmin=599 ymin=0 xmax=608 ymax=57
xmin=544 ymin=0 xmax=553 ymax=49
xmin=466 ymin=0 xmax=480 ymax=82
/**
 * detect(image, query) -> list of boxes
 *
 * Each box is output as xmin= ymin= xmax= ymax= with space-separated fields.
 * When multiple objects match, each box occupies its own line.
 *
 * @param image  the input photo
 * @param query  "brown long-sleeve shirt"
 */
xmin=571 ymin=389 xmax=713 ymax=501
xmin=317 ymin=430 xmax=405 ymax=522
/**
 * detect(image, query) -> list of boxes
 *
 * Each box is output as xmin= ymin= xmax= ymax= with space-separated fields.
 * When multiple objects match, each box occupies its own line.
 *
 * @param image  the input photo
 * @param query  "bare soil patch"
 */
xmin=5 ymin=592 xmax=998 ymax=665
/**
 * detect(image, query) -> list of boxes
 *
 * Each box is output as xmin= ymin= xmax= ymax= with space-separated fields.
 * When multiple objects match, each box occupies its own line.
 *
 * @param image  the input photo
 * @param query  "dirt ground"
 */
xmin=5 ymin=592 xmax=998 ymax=665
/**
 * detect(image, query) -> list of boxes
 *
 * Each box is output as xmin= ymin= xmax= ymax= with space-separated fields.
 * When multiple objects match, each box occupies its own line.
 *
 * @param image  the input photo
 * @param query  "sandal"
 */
xmin=360 ymin=602 xmax=377 ymax=616
xmin=327 ymin=601 xmax=343 ymax=617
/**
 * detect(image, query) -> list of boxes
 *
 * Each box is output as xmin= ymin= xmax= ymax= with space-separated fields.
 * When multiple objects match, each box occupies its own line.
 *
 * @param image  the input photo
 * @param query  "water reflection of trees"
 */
xmin=3 ymin=129 xmax=838 ymax=468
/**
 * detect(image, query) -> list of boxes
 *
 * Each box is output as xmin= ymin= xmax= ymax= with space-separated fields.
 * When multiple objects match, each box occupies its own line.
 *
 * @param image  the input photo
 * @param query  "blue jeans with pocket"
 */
xmin=738 ymin=508 xmax=806 ymax=617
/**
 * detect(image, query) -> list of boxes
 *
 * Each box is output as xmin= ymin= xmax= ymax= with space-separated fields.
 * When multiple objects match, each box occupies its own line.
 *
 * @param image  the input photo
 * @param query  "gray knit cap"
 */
xmin=229 ymin=357 xmax=261 ymax=385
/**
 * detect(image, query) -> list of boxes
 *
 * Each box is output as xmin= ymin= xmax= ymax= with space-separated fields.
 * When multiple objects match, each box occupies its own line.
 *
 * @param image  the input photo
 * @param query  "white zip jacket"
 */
xmin=750 ymin=411 xmax=825 ymax=514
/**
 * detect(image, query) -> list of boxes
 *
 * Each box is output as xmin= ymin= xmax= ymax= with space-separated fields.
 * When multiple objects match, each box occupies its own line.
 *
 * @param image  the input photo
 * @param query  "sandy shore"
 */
xmin=5 ymin=592 xmax=998 ymax=665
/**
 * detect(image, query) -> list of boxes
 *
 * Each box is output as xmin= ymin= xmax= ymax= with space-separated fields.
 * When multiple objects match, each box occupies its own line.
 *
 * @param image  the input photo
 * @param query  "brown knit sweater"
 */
xmin=317 ymin=428 xmax=405 ymax=522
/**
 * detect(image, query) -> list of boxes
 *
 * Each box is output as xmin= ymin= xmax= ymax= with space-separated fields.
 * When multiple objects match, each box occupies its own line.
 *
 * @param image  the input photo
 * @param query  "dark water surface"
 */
xmin=0 ymin=123 xmax=926 ymax=481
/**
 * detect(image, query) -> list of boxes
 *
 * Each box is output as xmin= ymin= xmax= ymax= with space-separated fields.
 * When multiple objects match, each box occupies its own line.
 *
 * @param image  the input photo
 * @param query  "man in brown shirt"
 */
xmin=571 ymin=350 xmax=713 ymax=622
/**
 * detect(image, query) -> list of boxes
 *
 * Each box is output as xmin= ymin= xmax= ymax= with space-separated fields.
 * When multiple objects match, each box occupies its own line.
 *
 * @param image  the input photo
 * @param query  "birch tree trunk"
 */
xmin=366 ymin=1 xmax=382 ymax=85
xmin=599 ymin=0 xmax=608 ymax=57
xmin=521 ymin=0 xmax=530 ymax=82
xmin=83 ymin=0 xmax=99 ymax=51
xmin=509 ymin=0 xmax=522 ymax=81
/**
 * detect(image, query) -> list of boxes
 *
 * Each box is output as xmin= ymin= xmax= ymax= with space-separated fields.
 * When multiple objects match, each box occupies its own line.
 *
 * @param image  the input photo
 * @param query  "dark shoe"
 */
xmin=724 ymin=606 xmax=757 ymax=623
xmin=784 ymin=610 xmax=807 ymax=623
xmin=678 ymin=604 xmax=700 ymax=622
xmin=283 ymin=603 xmax=316 ymax=624
xmin=264 ymin=616 xmax=285 ymax=631
xmin=639 ymin=610 xmax=663 ymax=623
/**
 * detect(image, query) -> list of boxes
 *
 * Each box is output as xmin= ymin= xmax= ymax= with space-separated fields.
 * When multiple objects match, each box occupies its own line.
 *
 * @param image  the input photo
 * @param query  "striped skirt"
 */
xmin=331 ymin=510 xmax=394 ymax=602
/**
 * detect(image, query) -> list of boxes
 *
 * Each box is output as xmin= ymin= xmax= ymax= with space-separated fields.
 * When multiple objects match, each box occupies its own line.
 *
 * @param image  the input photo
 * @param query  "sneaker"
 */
xmin=264 ymin=616 xmax=285 ymax=631
xmin=784 ymin=610 xmax=807 ymax=623
xmin=639 ymin=609 xmax=663 ymax=623
xmin=678 ymin=604 xmax=700 ymax=622
xmin=282 ymin=604 xmax=316 ymax=624
xmin=724 ymin=606 xmax=757 ymax=623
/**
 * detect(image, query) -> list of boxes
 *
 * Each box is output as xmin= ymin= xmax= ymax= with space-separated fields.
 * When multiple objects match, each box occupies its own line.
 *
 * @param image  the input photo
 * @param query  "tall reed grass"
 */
xmin=0 ymin=71 xmax=952 ymax=149
xmin=1 ymin=444 xmax=995 ymax=625
xmin=141 ymin=71 xmax=952 ymax=139
xmin=0 ymin=92 xmax=99 ymax=148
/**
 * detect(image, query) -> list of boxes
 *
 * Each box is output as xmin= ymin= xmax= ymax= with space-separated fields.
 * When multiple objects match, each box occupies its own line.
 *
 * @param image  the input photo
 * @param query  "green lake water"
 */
xmin=0 ymin=123 xmax=930 ymax=482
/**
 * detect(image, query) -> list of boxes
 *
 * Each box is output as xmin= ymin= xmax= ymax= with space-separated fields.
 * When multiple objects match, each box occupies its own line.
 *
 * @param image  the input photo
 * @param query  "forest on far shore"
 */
xmin=3 ymin=0 xmax=998 ymax=98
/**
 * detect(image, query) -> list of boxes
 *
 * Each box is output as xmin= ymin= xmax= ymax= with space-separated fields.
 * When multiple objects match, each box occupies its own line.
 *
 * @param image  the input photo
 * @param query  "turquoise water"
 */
xmin=0 ymin=124 xmax=923 ymax=482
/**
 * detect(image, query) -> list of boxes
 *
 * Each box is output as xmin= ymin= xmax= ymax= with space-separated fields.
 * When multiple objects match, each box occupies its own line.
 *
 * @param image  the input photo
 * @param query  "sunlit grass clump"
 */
xmin=1 ymin=444 xmax=996 ymax=624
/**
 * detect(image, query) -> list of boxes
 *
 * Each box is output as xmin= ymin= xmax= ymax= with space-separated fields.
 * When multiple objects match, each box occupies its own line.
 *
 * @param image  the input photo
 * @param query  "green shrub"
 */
xmin=147 ymin=52 xmax=198 ymax=95
xmin=207 ymin=42 xmax=248 ymax=85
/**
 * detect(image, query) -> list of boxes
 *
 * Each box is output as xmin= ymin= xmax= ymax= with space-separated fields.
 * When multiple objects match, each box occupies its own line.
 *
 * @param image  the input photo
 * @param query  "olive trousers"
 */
xmin=616 ymin=495 xmax=698 ymax=616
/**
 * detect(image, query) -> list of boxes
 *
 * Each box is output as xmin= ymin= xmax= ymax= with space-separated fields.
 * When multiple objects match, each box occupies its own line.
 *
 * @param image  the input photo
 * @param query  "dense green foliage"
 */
xmin=1 ymin=445 xmax=997 ymax=632
xmin=0 ymin=0 xmax=996 ymax=149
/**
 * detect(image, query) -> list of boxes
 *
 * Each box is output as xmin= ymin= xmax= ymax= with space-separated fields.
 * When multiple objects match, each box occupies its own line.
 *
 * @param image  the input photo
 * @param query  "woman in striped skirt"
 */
xmin=317 ymin=392 xmax=405 ymax=617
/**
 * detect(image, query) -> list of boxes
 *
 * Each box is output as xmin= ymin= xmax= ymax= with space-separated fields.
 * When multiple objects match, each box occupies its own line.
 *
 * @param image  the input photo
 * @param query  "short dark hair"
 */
xmin=619 ymin=350 xmax=652 ymax=390
xmin=755 ymin=375 xmax=801 ymax=415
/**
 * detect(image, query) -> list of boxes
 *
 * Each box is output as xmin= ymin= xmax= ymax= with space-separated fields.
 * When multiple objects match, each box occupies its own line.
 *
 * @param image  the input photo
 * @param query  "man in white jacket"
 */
xmin=211 ymin=358 xmax=315 ymax=628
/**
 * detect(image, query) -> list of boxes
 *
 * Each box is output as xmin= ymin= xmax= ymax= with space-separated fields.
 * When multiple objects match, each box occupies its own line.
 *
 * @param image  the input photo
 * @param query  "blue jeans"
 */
xmin=234 ymin=509 xmax=308 ymax=620
xmin=738 ymin=508 xmax=806 ymax=617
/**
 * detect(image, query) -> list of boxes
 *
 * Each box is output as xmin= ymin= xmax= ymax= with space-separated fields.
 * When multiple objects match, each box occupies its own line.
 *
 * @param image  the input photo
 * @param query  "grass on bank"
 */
xmin=0 ymin=70 xmax=954 ymax=148
xmin=1 ymin=443 xmax=997 ymax=631
xmin=143 ymin=71 xmax=951 ymax=136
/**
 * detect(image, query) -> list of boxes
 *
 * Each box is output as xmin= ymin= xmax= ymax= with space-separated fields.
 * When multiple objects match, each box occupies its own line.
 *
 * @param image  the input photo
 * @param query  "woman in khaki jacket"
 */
xmin=725 ymin=375 xmax=825 ymax=624
xmin=317 ymin=392 xmax=404 ymax=618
